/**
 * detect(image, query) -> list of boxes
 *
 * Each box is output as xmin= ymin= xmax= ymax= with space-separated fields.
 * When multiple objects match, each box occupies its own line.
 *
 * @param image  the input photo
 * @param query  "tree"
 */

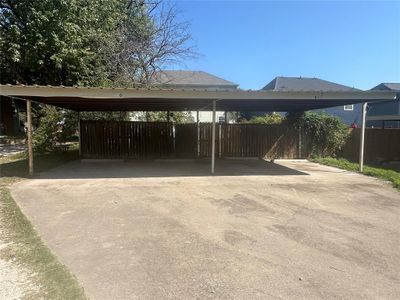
xmin=112 ymin=0 xmax=197 ymax=86
xmin=0 ymin=0 xmax=124 ymax=86
xmin=1 ymin=0 xmax=198 ymax=146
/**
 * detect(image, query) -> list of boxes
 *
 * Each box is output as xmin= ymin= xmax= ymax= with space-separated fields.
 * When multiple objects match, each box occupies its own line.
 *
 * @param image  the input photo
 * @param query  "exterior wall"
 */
xmin=367 ymin=100 xmax=400 ymax=116
xmin=313 ymin=103 xmax=362 ymax=126
xmin=189 ymin=111 xmax=226 ymax=123
xmin=366 ymin=98 xmax=400 ymax=128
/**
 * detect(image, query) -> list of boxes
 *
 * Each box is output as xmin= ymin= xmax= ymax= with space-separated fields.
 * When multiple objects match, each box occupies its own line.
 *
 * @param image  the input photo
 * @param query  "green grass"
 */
xmin=0 ymin=188 xmax=86 ymax=299
xmin=0 ymin=149 xmax=86 ymax=299
xmin=312 ymin=157 xmax=400 ymax=191
xmin=0 ymin=148 xmax=79 ymax=178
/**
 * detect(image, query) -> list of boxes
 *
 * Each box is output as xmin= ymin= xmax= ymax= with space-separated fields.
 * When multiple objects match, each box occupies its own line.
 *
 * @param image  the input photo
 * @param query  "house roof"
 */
xmin=151 ymin=70 xmax=238 ymax=89
xmin=262 ymin=76 xmax=360 ymax=92
xmin=370 ymin=83 xmax=400 ymax=91
xmin=0 ymin=84 xmax=396 ymax=112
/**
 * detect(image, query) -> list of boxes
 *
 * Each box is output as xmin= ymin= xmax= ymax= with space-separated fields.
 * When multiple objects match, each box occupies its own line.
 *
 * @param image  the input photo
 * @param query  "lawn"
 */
xmin=0 ymin=149 xmax=86 ymax=299
xmin=312 ymin=157 xmax=400 ymax=191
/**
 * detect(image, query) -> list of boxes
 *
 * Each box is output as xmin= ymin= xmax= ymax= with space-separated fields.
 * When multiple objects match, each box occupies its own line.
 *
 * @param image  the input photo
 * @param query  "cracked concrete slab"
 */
xmin=10 ymin=160 xmax=400 ymax=299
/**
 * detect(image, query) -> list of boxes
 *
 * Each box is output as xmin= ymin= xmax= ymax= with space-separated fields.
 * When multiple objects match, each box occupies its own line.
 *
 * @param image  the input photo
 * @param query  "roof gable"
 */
xmin=370 ymin=83 xmax=400 ymax=91
xmin=262 ymin=76 xmax=359 ymax=92
xmin=151 ymin=70 xmax=238 ymax=89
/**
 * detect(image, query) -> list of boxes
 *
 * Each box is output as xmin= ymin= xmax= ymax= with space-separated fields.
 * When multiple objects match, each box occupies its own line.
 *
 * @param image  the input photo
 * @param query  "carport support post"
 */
xmin=211 ymin=100 xmax=216 ymax=174
xmin=77 ymin=111 xmax=81 ymax=156
xmin=196 ymin=110 xmax=200 ymax=157
xmin=26 ymin=99 xmax=33 ymax=176
xmin=359 ymin=102 xmax=367 ymax=172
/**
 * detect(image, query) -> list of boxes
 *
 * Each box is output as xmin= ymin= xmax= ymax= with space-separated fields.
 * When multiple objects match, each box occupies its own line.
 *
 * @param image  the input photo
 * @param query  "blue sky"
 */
xmin=170 ymin=1 xmax=400 ymax=90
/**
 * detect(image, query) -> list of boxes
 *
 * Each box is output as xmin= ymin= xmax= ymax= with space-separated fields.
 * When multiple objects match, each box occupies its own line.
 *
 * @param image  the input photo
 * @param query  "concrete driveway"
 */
xmin=11 ymin=159 xmax=400 ymax=299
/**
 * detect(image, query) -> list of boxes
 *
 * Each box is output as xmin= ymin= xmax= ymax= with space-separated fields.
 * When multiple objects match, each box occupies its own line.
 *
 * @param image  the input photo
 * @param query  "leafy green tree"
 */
xmin=0 ymin=0 xmax=124 ymax=86
xmin=32 ymin=105 xmax=78 ymax=152
xmin=1 ymin=0 xmax=197 ymax=147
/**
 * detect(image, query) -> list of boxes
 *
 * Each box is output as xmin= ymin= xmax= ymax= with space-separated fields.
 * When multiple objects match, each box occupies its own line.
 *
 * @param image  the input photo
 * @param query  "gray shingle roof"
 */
xmin=370 ymin=83 xmax=400 ymax=91
xmin=262 ymin=76 xmax=360 ymax=92
xmin=151 ymin=70 xmax=238 ymax=89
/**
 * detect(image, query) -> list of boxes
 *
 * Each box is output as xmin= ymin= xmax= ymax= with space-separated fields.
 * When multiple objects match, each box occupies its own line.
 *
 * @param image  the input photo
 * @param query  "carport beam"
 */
xmin=26 ymin=99 xmax=33 ymax=176
xmin=211 ymin=100 xmax=216 ymax=174
xmin=359 ymin=102 xmax=367 ymax=172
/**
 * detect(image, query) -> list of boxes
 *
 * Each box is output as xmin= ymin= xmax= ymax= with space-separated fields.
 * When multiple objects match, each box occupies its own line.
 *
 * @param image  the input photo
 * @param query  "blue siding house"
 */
xmin=262 ymin=77 xmax=362 ymax=126
xmin=367 ymin=83 xmax=400 ymax=128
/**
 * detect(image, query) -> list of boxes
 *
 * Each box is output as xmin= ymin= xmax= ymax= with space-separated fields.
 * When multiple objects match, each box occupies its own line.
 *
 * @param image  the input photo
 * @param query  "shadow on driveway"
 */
xmin=34 ymin=158 xmax=309 ymax=179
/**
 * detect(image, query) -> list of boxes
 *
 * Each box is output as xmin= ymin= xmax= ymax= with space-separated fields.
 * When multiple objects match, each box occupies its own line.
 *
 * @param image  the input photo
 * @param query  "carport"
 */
xmin=0 ymin=84 xmax=397 ymax=175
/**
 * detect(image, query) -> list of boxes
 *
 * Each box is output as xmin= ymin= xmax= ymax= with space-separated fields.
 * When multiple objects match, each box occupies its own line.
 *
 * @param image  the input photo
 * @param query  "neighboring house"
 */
xmin=262 ymin=76 xmax=362 ymax=126
xmin=367 ymin=83 xmax=400 ymax=128
xmin=150 ymin=70 xmax=239 ymax=122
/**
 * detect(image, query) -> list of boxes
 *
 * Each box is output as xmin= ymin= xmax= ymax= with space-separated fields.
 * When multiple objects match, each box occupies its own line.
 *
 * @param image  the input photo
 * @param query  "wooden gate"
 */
xmin=174 ymin=123 xmax=198 ymax=158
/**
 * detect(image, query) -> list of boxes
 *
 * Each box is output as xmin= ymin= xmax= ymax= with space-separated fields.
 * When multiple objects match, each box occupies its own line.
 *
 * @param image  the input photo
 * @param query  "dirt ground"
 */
xmin=10 ymin=159 xmax=400 ymax=299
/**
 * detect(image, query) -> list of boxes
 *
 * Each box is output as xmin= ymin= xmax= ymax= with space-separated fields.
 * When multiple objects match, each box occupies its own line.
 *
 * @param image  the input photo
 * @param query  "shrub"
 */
xmin=248 ymin=113 xmax=284 ymax=124
xmin=287 ymin=111 xmax=349 ymax=157
xmin=33 ymin=106 xmax=77 ymax=153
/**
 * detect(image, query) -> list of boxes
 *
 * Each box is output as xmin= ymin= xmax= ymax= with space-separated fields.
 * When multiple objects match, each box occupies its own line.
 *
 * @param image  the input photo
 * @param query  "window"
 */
xmin=344 ymin=105 xmax=354 ymax=111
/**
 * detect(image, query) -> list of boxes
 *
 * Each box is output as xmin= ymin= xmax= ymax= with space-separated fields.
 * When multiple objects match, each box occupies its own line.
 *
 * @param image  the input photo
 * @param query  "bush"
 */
xmin=33 ymin=106 xmax=77 ymax=153
xmin=248 ymin=113 xmax=284 ymax=124
xmin=287 ymin=111 xmax=349 ymax=157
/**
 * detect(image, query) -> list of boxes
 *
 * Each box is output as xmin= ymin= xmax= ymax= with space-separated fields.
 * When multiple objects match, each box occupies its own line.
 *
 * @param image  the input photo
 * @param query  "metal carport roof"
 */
xmin=0 ymin=85 xmax=397 ymax=111
xmin=1 ymin=84 xmax=398 ymax=176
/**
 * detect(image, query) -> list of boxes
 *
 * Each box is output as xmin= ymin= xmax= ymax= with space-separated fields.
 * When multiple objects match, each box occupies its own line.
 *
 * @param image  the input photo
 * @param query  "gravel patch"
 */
xmin=0 ymin=218 xmax=40 ymax=299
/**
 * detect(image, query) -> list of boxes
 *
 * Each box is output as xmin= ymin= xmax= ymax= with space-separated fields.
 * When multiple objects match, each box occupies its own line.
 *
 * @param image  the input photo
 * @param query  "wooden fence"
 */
xmin=80 ymin=121 xmax=307 ymax=159
xmin=80 ymin=121 xmax=174 ymax=158
xmin=340 ymin=128 xmax=400 ymax=162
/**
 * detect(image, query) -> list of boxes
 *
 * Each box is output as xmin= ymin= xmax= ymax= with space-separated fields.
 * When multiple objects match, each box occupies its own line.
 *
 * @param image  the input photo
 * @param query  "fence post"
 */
xmin=218 ymin=124 xmax=222 ymax=158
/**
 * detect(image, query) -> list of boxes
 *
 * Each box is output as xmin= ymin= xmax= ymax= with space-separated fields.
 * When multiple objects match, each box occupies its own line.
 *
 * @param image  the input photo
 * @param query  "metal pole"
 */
xmin=196 ymin=110 xmax=200 ymax=157
xmin=211 ymin=100 xmax=216 ymax=174
xmin=26 ymin=100 xmax=33 ymax=176
xmin=298 ymin=126 xmax=302 ymax=158
xmin=77 ymin=111 xmax=81 ymax=156
xmin=359 ymin=102 xmax=367 ymax=172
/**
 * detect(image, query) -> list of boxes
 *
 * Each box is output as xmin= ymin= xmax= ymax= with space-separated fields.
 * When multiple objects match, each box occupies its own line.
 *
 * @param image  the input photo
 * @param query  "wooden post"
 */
xmin=211 ymin=100 xmax=216 ymax=174
xmin=167 ymin=111 xmax=170 ymax=122
xmin=196 ymin=110 xmax=200 ymax=157
xmin=218 ymin=124 xmax=222 ymax=158
xmin=224 ymin=111 xmax=228 ymax=123
xmin=78 ymin=111 xmax=81 ymax=156
xmin=26 ymin=100 xmax=33 ymax=176
xmin=359 ymin=102 xmax=367 ymax=172
xmin=298 ymin=126 xmax=302 ymax=158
